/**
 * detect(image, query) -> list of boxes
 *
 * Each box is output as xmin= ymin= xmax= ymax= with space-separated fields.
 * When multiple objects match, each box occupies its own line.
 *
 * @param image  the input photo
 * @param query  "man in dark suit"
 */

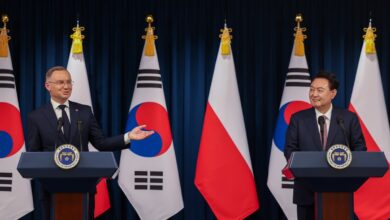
xmin=27 ymin=66 xmax=154 ymax=219
xmin=284 ymin=72 xmax=366 ymax=220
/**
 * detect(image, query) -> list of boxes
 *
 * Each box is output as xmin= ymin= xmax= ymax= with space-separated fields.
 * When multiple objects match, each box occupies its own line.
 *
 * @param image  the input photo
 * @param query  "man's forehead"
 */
xmin=51 ymin=70 xmax=71 ymax=79
xmin=310 ymin=78 xmax=329 ymax=88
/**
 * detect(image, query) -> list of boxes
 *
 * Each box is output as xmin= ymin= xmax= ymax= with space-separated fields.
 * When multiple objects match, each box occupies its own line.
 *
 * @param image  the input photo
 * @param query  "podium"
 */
xmin=289 ymin=151 xmax=388 ymax=220
xmin=17 ymin=152 xmax=118 ymax=220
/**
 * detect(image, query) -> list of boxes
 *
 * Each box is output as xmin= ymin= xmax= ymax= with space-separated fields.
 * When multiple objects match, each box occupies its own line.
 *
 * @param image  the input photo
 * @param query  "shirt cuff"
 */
xmin=124 ymin=132 xmax=131 ymax=144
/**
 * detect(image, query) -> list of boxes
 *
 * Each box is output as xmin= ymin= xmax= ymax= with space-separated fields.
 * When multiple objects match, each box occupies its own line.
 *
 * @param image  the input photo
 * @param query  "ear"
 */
xmin=331 ymin=89 xmax=337 ymax=99
xmin=44 ymin=82 xmax=51 ymax=91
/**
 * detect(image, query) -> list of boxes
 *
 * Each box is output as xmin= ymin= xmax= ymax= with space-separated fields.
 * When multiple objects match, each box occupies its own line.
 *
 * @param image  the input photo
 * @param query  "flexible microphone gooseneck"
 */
xmin=77 ymin=120 xmax=83 ymax=152
xmin=54 ymin=117 xmax=63 ymax=150
xmin=337 ymin=116 xmax=350 ymax=148
xmin=318 ymin=116 xmax=325 ymax=148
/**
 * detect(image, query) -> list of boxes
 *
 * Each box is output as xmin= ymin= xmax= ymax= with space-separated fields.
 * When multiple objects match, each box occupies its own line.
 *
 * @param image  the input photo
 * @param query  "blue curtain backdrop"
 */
xmin=1 ymin=0 xmax=390 ymax=219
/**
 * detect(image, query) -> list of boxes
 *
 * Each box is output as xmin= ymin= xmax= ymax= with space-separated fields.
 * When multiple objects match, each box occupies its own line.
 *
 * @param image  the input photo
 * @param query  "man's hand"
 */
xmin=128 ymin=124 xmax=154 ymax=140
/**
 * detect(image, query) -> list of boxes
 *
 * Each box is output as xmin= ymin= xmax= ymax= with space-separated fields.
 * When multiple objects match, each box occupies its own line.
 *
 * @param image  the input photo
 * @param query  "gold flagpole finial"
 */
xmin=219 ymin=20 xmax=232 ymax=55
xmin=0 ymin=15 xmax=10 ymax=57
xmin=2 ymin=15 xmax=9 ymax=28
xmin=294 ymin=14 xmax=307 ymax=56
xmin=70 ymin=19 xmax=85 ymax=54
xmin=363 ymin=19 xmax=377 ymax=54
xmin=142 ymin=15 xmax=158 ymax=56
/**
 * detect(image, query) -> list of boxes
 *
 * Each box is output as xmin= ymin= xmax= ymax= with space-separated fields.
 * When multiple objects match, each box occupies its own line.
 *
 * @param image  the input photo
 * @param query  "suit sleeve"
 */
xmin=27 ymin=113 xmax=42 ymax=152
xmin=350 ymin=113 xmax=367 ymax=151
xmin=284 ymin=114 xmax=300 ymax=160
xmin=87 ymin=108 xmax=129 ymax=151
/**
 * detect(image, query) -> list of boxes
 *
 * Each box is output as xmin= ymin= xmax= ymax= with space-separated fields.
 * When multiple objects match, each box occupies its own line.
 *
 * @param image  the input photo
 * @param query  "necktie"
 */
xmin=58 ymin=105 xmax=71 ymax=142
xmin=322 ymin=115 xmax=328 ymax=150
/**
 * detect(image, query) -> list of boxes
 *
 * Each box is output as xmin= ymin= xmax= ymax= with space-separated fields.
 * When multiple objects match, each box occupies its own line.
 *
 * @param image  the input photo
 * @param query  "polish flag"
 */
xmin=349 ymin=21 xmax=390 ymax=220
xmin=195 ymin=24 xmax=259 ymax=219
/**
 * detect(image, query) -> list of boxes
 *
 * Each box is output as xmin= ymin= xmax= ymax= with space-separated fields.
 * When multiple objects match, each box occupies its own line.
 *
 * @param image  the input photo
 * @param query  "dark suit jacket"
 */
xmin=284 ymin=107 xmax=366 ymax=205
xmin=27 ymin=101 xmax=129 ymax=219
xmin=28 ymin=101 xmax=128 ymax=152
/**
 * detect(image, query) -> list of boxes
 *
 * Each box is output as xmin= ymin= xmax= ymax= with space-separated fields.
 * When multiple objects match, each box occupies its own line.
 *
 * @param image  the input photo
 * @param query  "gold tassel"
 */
xmin=219 ymin=24 xmax=232 ymax=55
xmin=72 ymin=38 xmax=83 ymax=54
xmin=144 ymin=28 xmax=156 ymax=56
xmin=0 ymin=28 xmax=9 ymax=57
xmin=294 ymin=14 xmax=306 ymax=57
xmin=294 ymin=29 xmax=305 ymax=56
xmin=363 ymin=23 xmax=377 ymax=54
xmin=70 ymin=23 xmax=85 ymax=54
xmin=142 ymin=15 xmax=158 ymax=56
xmin=0 ymin=15 xmax=10 ymax=57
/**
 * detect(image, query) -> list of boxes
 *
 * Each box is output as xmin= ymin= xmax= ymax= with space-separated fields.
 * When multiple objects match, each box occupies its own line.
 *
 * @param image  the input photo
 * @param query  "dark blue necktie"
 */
xmin=58 ymin=105 xmax=71 ymax=142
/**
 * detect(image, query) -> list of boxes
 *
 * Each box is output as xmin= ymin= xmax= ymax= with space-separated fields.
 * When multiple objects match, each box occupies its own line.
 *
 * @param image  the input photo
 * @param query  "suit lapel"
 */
xmin=69 ymin=102 xmax=80 ymax=144
xmin=304 ymin=108 xmax=323 ymax=150
xmin=42 ymin=103 xmax=67 ymax=144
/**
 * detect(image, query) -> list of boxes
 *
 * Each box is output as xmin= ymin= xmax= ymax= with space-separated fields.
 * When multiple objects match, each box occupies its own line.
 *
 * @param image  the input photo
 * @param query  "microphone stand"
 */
xmin=54 ymin=117 xmax=63 ymax=150
xmin=77 ymin=121 xmax=83 ymax=152
xmin=337 ymin=117 xmax=350 ymax=148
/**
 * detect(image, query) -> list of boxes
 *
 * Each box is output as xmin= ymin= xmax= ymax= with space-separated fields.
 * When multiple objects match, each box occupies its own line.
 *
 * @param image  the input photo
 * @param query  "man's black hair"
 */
xmin=312 ymin=71 xmax=339 ymax=90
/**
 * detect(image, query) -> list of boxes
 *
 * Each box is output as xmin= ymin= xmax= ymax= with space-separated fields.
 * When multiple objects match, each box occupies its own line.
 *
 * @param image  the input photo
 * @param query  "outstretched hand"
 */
xmin=128 ymin=124 xmax=154 ymax=140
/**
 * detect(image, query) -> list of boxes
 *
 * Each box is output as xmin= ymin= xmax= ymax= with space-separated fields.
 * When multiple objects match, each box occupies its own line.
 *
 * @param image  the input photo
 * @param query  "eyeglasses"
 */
xmin=48 ymin=80 xmax=74 ymax=87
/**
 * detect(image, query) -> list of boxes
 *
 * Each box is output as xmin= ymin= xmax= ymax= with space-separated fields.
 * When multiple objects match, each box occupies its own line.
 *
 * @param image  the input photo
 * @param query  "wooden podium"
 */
xmin=289 ymin=151 xmax=388 ymax=220
xmin=17 ymin=152 xmax=118 ymax=220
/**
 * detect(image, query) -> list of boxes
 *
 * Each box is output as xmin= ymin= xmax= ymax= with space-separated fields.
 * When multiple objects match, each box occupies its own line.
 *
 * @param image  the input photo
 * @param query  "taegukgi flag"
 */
xmin=267 ymin=15 xmax=312 ymax=220
xmin=118 ymin=16 xmax=183 ymax=220
xmin=0 ymin=17 xmax=34 ymax=220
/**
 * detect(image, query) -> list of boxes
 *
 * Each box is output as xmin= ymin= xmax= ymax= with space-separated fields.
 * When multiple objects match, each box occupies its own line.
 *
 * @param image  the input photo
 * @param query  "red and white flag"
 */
xmin=67 ymin=22 xmax=110 ymax=218
xmin=195 ymin=24 xmax=259 ymax=219
xmin=0 ymin=24 xmax=34 ymax=219
xmin=349 ymin=21 xmax=390 ymax=220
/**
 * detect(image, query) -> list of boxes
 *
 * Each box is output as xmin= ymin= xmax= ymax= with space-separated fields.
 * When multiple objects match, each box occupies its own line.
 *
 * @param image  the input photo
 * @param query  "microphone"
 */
xmin=77 ymin=120 xmax=83 ymax=152
xmin=318 ymin=116 xmax=325 ymax=148
xmin=337 ymin=116 xmax=350 ymax=148
xmin=54 ymin=117 xmax=63 ymax=149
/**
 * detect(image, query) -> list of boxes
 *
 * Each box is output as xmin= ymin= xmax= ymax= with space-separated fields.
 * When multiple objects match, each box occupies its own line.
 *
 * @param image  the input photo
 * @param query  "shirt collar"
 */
xmin=51 ymin=99 xmax=70 ymax=109
xmin=315 ymin=104 xmax=333 ymax=120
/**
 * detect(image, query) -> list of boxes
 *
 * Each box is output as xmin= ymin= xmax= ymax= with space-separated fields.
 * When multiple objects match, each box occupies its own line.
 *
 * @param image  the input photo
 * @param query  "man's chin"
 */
xmin=311 ymin=103 xmax=321 ymax=108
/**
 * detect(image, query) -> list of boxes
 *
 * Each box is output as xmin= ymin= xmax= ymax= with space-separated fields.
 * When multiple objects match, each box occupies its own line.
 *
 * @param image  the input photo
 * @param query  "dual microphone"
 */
xmin=317 ymin=115 xmax=350 ymax=149
xmin=54 ymin=117 xmax=84 ymax=152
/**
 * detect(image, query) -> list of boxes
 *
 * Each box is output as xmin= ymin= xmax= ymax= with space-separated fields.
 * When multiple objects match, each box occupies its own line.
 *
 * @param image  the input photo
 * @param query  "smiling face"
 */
xmin=45 ymin=69 xmax=73 ymax=104
xmin=309 ymin=77 xmax=337 ymax=113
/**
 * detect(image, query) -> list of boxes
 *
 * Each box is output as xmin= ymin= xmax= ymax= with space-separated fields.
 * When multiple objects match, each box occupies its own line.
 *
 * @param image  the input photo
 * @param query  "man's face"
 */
xmin=309 ymin=78 xmax=337 ymax=113
xmin=45 ymin=70 xmax=73 ymax=104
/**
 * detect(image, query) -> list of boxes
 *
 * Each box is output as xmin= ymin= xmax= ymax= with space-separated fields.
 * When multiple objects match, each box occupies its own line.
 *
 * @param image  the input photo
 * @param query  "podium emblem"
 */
xmin=326 ymin=144 xmax=352 ymax=169
xmin=54 ymin=144 xmax=80 ymax=169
